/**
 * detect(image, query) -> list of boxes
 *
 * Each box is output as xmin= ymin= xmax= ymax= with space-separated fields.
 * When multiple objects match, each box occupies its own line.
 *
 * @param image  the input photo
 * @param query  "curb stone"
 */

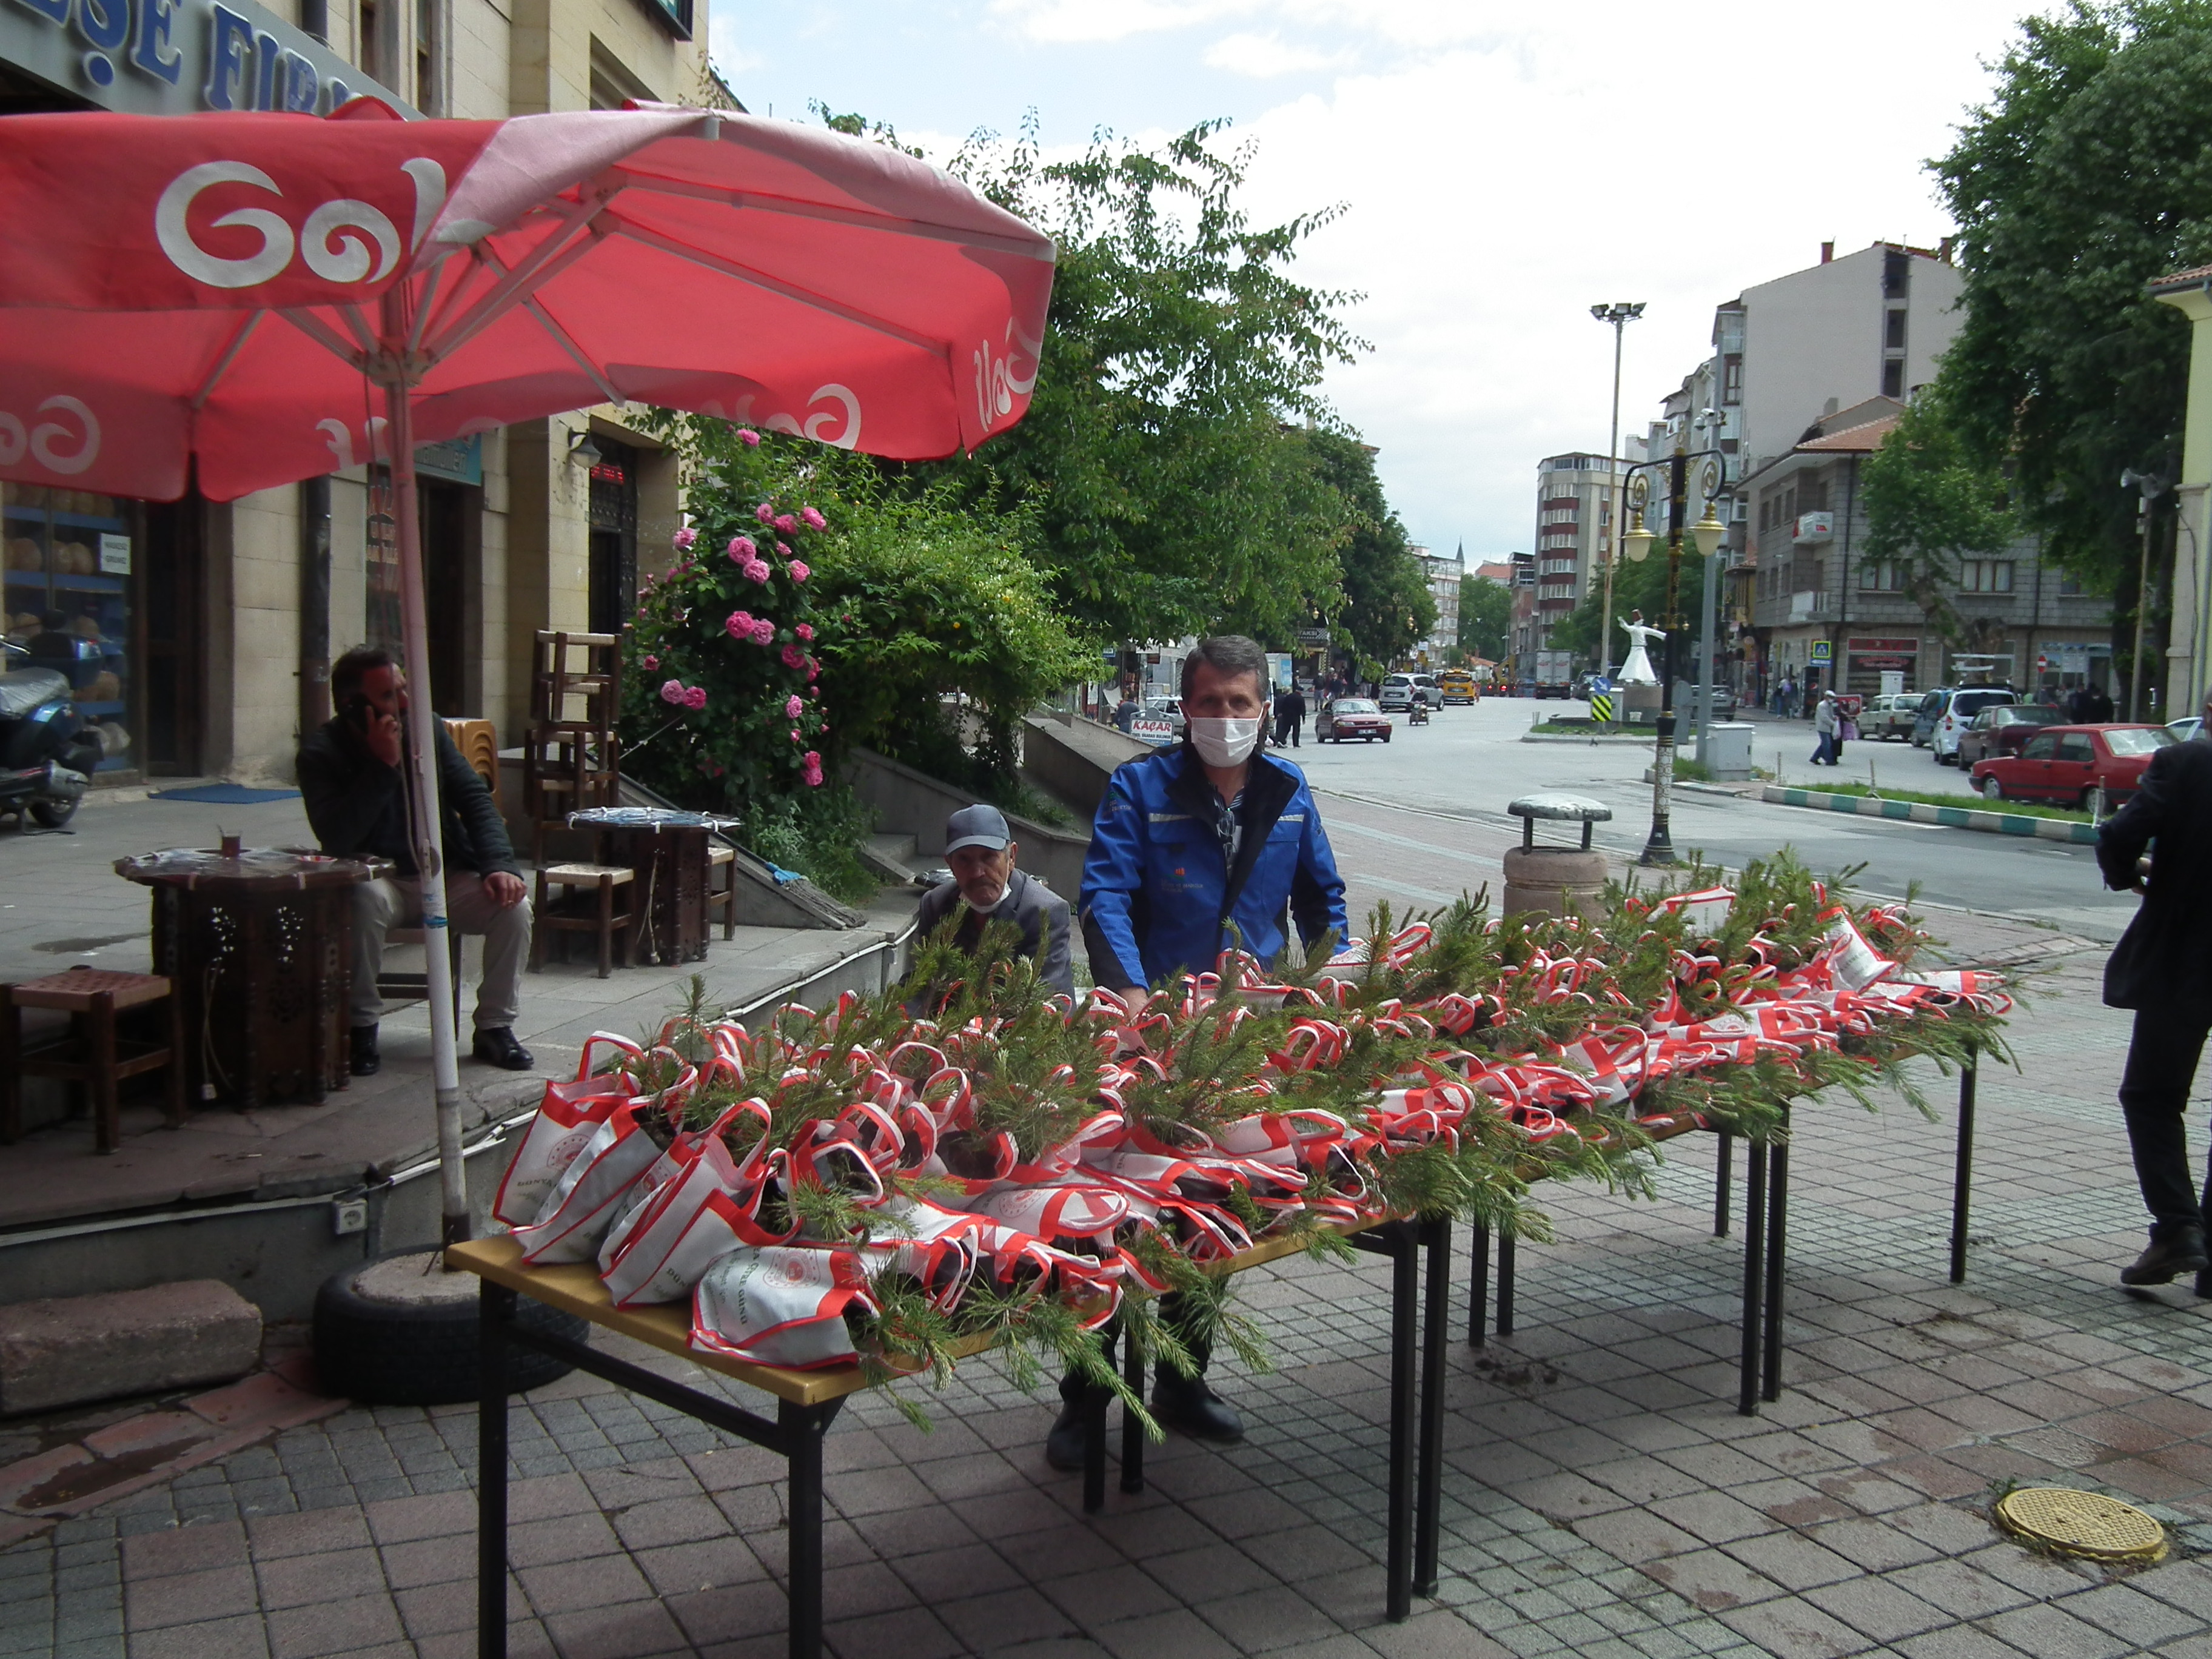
xmin=1759 ymin=783 xmax=2100 ymax=845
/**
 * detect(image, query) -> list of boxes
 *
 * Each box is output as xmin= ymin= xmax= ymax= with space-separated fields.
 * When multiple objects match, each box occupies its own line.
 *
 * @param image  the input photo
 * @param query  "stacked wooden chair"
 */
xmin=522 ymin=631 xmax=637 ymax=975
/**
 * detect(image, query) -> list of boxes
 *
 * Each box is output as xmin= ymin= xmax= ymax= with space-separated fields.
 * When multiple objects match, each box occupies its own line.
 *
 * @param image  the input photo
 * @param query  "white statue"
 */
xmin=1618 ymin=611 xmax=1664 ymax=686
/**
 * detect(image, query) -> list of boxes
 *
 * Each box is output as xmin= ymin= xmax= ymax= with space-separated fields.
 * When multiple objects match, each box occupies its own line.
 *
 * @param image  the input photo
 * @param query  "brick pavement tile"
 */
xmin=118 ymin=1522 xmax=246 ymax=1579
xmin=241 ymin=1509 xmax=369 ymax=1561
xmin=541 ymin=1600 xmax=693 ymax=1658
xmin=392 ymin=1578 xmax=480 ymax=1639
xmin=580 ymin=1455 xmax=707 ymax=1510
xmin=1501 ymin=1470 xmax=1637 ymax=1524
xmin=1800 ymin=1517 xmax=1940 ymax=1572
xmin=665 ymin=1580 xmax=789 ymax=1645
xmin=1714 ymin=1532 xmax=1861 ymax=1592
xmin=1880 ymin=1455 xmax=1992 ymax=1501
xmin=1143 ymin=1538 xmax=1278 ymax=1604
xmin=1647 ymin=1490 xmax=1778 ymax=1547
xmin=1892 ymin=1621 xmax=2038 ymax=1659
xmin=1712 ymin=1595 xmax=1873 ymax=1659
xmin=820 ymin=1558 xmax=921 ymax=1620
xmin=990 ymin=1522 xmax=1127 ymax=1581
xmin=976 ymin=1641 xmax=1117 ymax=1659
xmin=1884 ymin=1501 xmax=2003 ymax=1556
xmin=1982 ymin=1601 xmax=2134 ymax=1659
xmin=877 ymin=1540 xmax=1023 ymax=1603
xmin=501 ymin=1472 xmax=596 ymax=1523
xmin=2137 ymin=1560 xmax=2212 ymax=1620
xmin=515 ymin=1553 xmax=654 ymax=1617
xmin=967 ymin=1487 xmax=1093 ymax=1545
xmin=609 ymin=1493 xmax=729 ymax=1551
xmin=359 ymin=1487 xmax=474 ymax=1545
xmin=1360 ymin=1610 xmax=1514 ymax=1658
xmin=1183 ymin=1487 xmax=1314 ymax=1541
xmin=825 ymin=1605 xmax=964 ymax=1659
xmin=2066 ymin=1581 xmax=2207 ymax=1646
xmin=1570 ymin=1508 xmax=1704 ymax=1564
xmin=686 ymin=1443 xmax=785 ymax=1491
xmin=916 ymin=1449 xmax=1034 ymax=1503
xmin=1583 ymin=1456 xmax=1713 ymax=1506
xmin=1800 ymin=1574 xmax=1949 ymax=1643
xmin=1232 ymin=1522 xmax=1373 ymax=1582
xmin=2083 ymin=1455 xmax=2207 ymax=1503
xmin=122 ymin=1612 xmax=271 ymax=1659
xmin=631 ymin=1535 xmax=768 ymax=1597
xmin=376 ymin=1533 xmax=477 ymax=1592
xmin=1037 ymin=1561 xmax=1183 ymax=1629
xmin=262 ymin=1593 xmax=404 ymax=1659
xmin=1960 ymin=1540 xmax=2100 ymax=1598
xmin=1811 ymin=1471 xmax=1924 ymax=1515
xmin=1256 ymin=1636 xmax=1382 ymax=1659
xmin=253 ymin=1546 xmax=386 ymax=1609
xmin=1194 ymin=1585 xmax=1346 ymax=1654
xmin=846 ymin=1503 xmax=984 ymax=1561
xmin=122 ymin=1566 xmax=259 ymax=1629
xmin=506 ymin=1509 xmax=622 ymax=1568
xmin=1638 ymin=1548 xmax=1785 ymax=1614
xmin=1087 ymin=1504 xmax=1225 ymax=1563
xmin=1095 ymin=1606 xmax=1243 ymax=1659
xmin=937 ymin=1585 xmax=1081 ymax=1651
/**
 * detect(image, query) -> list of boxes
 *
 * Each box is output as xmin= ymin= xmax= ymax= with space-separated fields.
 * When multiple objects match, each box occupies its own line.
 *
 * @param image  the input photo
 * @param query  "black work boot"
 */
xmin=349 ymin=1025 xmax=380 ymax=1076
xmin=1153 ymin=1369 xmax=1244 ymax=1443
xmin=2121 ymin=1226 xmax=2210 ymax=1286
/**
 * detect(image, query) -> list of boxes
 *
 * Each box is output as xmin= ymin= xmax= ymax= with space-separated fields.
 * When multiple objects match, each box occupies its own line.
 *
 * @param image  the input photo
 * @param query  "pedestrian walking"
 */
xmin=2097 ymin=686 xmax=2212 ymax=1289
xmin=1273 ymin=683 xmax=1306 ymax=748
xmin=1809 ymin=690 xmax=1839 ymax=765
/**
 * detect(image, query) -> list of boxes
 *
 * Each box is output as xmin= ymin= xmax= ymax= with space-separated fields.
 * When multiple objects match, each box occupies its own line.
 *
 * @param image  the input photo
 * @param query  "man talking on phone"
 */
xmin=297 ymin=646 xmax=534 ymax=1077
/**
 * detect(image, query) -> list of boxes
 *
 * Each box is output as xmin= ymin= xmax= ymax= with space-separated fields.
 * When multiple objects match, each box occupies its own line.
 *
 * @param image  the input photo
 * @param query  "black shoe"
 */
xmin=2196 ymin=1268 xmax=2212 ymax=1299
xmin=349 ymin=1025 xmax=380 ymax=1076
xmin=1045 ymin=1400 xmax=1087 ymax=1472
xmin=1153 ymin=1372 xmax=1244 ymax=1444
xmin=2121 ymin=1228 xmax=2210 ymax=1285
xmin=472 ymin=1028 xmax=536 ymax=1071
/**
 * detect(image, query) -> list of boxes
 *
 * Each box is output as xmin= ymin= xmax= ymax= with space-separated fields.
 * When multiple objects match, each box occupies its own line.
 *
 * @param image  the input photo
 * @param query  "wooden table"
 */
xmin=114 ymin=847 xmax=386 ymax=1107
xmin=452 ymin=1214 xmax=1455 ymax=1659
xmin=568 ymin=808 xmax=736 ymax=966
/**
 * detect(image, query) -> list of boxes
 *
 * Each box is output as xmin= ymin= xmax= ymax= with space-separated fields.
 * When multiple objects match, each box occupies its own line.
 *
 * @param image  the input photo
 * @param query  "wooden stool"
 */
xmin=705 ymin=843 xmax=738 ymax=941
xmin=531 ymin=864 xmax=638 ymax=979
xmin=1 ymin=968 xmax=185 ymax=1155
xmin=375 ymin=925 xmax=465 ymax=1021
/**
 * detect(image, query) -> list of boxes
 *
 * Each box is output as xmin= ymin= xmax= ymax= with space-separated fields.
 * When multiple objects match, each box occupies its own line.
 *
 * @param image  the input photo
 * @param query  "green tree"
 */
xmin=1932 ymin=0 xmax=2210 ymax=691
xmin=1550 ymin=549 xmax=1704 ymax=670
xmin=1860 ymin=383 xmax=2020 ymax=648
xmin=1458 ymin=574 xmax=1512 ymax=660
xmin=918 ymin=119 xmax=1366 ymax=646
xmin=1299 ymin=428 xmax=1435 ymax=668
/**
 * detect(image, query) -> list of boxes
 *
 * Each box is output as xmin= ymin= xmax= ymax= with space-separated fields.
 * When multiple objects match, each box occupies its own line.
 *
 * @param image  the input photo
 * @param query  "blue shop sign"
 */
xmin=1 ymin=0 xmax=412 ymax=117
xmin=414 ymin=435 xmax=481 ymax=486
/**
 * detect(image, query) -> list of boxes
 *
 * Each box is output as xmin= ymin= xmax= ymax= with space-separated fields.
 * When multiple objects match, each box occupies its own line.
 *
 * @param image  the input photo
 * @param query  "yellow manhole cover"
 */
xmin=1996 ymin=1487 xmax=2167 ymax=1563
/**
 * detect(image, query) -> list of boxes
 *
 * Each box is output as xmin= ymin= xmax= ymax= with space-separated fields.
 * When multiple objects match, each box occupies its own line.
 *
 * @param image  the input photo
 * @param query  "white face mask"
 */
xmin=1188 ymin=716 xmax=1262 ymax=768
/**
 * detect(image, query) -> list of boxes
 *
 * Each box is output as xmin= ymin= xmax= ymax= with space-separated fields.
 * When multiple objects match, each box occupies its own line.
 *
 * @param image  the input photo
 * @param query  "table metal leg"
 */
xmin=1762 ymin=1128 xmax=1788 ymax=1404
xmin=1738 ymin=1140 xmax=1768 ymax=1418
xmin=1082 ymin=1329 xmax=1112 ymax=1515
xmin=1495 ymin=1231 xmax=1515 ymax=1338
xmin=1386 ymin=1222 xmax=1417 ymax=1621
xmin=1416 ymin=1217 xmax=1450 ymax=1598
xmin=1951 ymin=1052 xmax=1978 ymax=1284
xmin=1714 ymin=1131 xmax=1733 ymax=1237
xmin=782 ymin=1399 xmax=830 ymax=1659
xmin=478 ymin=1282 xmax=514 ymax=1659
xmin=1466 ymin=1223 xmax=1489 ymax=1349
xmin=1121 ymin=1316 xmax=1146 ymax=1495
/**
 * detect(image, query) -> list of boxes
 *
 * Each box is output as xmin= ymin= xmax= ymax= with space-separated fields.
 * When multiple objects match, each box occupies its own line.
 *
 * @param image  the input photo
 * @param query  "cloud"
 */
xmin=1203 ymin=31 xmax=1346 ymax=76
xmin=989 ymin=0 xmax=1254 ymax=45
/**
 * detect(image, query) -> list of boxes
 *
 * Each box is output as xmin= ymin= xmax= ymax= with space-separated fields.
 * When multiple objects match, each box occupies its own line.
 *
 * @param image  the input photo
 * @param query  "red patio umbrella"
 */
xmin=0 ymin=100 xmax=1054 ymax=1242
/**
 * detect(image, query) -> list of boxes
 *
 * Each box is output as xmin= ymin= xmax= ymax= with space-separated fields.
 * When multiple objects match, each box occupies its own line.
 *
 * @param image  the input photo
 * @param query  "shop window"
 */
xmin=2 ymin=483 xmax=136 ymax=772
xmin=589 ymin=440 xmax=640 ymax=636
xmin=365 ymin=464 xmax=402 ymax=650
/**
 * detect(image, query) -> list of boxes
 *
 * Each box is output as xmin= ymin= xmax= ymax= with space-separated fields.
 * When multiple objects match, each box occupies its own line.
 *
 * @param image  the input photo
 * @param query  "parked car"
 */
xmin=1954 ymin=703 xmax=2064 ymax=768
xmin=1378 ymin=674 xmax=1416 ymax=712
xmin=1410 ymin=673 xmax=1440 ymax=708
xmin=1909 ymin=687 xmax=1952 ymax=747
xmin=1671 ymin=681 xmax=1737 ymax=722
xmin=1863 ymin=692 xmax=1923 ymax=742
xmin=1931 ymin=687 xmax=2017 ymax=763
xmin=2170 ymin=716 xmax=2203 ymax=743
xmin=1317 ymin=697 xmax=1392 ymax=743
xmin=1968 ymin=723 xmax=2177 ymax=806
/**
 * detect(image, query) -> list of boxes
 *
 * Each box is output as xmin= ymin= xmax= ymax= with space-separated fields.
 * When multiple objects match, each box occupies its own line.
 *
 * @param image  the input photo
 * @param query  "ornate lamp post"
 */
xmin=1617 ymin=443 xmax=1729 ymax=865
xmin=1590 ymin=302 xmax=1645 ymax=679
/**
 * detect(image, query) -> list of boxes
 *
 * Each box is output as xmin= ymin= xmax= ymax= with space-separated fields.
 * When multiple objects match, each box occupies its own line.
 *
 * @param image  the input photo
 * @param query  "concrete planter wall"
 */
xmin=845 ymin=747 xmax=1092 ymax=904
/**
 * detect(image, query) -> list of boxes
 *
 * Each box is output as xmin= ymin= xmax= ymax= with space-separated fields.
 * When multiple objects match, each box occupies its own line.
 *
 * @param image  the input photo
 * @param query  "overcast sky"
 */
xmin=715 ymin=0 xmax=2039 ymax=561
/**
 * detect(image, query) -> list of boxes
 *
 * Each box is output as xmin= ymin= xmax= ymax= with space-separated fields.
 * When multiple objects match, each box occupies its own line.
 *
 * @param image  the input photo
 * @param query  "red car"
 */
xmin=1317 ymin=698 xmax=1392 ymax=743
xmin=1954 ymin=703 xmax=2064 ymax=767
xmin=1968 ymin=723 xmax=2177 ymax=807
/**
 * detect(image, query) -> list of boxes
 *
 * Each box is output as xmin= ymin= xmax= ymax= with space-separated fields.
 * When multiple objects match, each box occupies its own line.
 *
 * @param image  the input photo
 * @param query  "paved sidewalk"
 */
xmin=9 ymin=910 xmax=2212 ymax=1659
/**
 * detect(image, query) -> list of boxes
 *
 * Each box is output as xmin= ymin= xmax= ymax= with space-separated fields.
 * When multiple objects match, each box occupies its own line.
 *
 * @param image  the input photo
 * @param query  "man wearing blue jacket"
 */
xmin=1046 ymin=635 xmax=1347 ymax=1467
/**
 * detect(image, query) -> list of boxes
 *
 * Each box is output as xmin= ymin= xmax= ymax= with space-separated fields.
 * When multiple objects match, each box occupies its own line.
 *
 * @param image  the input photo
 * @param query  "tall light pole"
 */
xmin=2123 ymin=468 xmax=2169 ymax=721
xmin=1591 ymin=303 xmax=1644 ymax=679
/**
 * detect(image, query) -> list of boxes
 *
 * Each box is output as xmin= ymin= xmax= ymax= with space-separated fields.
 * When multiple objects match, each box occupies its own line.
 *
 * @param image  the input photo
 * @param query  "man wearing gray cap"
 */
xmin=912 ymin=804 xmax=1074 ymax=999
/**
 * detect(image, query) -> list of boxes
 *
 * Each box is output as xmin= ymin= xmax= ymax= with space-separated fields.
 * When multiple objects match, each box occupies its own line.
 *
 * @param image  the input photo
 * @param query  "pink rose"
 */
xmin=806 ymin=658 xmax=820 ymax=683
xmin=789 ymin=728 xmax=802 ymax=742
xmin=788 ymin=561 xmax=810 ymax=584
xmin=809 ymin=686 xmax=820 ymax=699
xmin=801 ymin=506 xmax=826 ymax=531
xmin=796 ymin=623 xmax=814 ymax=642
xmin=683 ymin=685 xmax=708 ymax=711
xmin=725 ymin=609 xmax=754 ymax=638
xmin=754 ymin=502 xmax=775 ymax=524
xmin=642 ymin=654 xmax=659 ymax=671
xmin=802 ymin=751 xmax=823 ymax=788
xmin=660 ymin=679 xmax=685 ymax=705
xmin=728 ymin=535 xmax=756 ymax=561
xmin=739 ymin=429 xmax=761 ymax=448
xmin=673 ymin=527 xmax=697 ymax=551
xmin=785 ymin=694 xmax=803 ymax=719
xmin=751 ymin=617 xmax=774 ymax=645
xmin=774 ymin=514 xmax=797 ymax=535
xmin=744 ymin=558 xmax=772 ymax=585
xmin=782 ymin=643 xmax=805 ymax=669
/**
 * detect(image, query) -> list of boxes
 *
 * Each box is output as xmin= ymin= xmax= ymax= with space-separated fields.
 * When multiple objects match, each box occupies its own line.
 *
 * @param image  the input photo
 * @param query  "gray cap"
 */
xmin=945 ymin=803 xmax=1011 ymax=855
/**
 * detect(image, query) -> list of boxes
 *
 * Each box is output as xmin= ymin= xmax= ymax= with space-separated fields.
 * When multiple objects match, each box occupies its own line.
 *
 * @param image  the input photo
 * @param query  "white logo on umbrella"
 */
xmin=155 ymin=158 xmax=448 ymax=290
xmin=0 ymin=396 xmax=99 ymax=475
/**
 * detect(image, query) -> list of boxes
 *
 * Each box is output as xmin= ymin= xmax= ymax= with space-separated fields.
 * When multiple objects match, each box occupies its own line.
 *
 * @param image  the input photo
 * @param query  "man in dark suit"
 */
xmin=911 ymin=804 xmax=1073 ymax=999
xmin=2097 ymin=693 xmax=2212 ymax=1287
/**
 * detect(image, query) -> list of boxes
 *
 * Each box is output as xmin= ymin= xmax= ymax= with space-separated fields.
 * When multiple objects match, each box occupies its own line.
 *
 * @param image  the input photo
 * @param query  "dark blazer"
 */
xmin=298 ymin=717 xmax=521 ymax=880
xmin=914 ymin=866 xmax=1074 ymax=999
xmin=2097 ymin=739 xmax=2212 ymax=1016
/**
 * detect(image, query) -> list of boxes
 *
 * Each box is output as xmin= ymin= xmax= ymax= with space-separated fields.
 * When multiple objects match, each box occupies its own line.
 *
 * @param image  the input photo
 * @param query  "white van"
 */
xmin=1378 ymin=674 xmax=1416 ymax=711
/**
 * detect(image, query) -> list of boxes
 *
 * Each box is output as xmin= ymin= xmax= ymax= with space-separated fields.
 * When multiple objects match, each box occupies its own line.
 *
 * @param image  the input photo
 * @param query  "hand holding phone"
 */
xmin=346 ymin=694 xmax=403 ymax=768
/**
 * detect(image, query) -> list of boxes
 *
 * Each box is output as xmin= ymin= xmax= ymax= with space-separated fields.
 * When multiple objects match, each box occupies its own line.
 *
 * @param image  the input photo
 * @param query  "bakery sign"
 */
xmin=1 ymin=0 xmax=411 ymax=118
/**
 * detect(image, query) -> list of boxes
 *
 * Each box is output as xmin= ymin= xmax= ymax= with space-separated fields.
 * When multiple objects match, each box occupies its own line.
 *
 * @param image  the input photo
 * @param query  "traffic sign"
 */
xmin=1590 ymin=692 xmax=1615 ymax=723
xmin=1808 ymin=640 xmax=1832 ymax=663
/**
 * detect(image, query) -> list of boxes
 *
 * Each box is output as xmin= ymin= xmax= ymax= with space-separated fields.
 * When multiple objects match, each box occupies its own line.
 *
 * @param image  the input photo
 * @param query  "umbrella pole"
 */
xmin=381 ymin=373 xmax=471 ymax=1251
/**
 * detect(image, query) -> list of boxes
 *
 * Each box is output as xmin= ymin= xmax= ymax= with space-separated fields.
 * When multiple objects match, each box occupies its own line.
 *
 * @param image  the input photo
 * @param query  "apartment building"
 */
xmin=1415 ymin=546 xmax=1464 ymax=665
xmin=1528 ymin=453 xmax=1617 ymax=648
xmin=0 ymin=0 xmax=725 ymax=781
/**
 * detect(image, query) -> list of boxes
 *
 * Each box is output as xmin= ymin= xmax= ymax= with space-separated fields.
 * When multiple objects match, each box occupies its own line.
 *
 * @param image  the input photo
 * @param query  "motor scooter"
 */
xmin=0 ymin=640 xmax=101 ymax=829
xmin=1407 ymin=696 xmax=1431 ymax=726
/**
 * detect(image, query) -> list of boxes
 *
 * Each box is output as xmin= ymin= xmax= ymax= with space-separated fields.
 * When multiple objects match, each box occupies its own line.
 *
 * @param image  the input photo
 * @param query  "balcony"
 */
xmin=1792 ymin=512 xmax=1834 ymax=545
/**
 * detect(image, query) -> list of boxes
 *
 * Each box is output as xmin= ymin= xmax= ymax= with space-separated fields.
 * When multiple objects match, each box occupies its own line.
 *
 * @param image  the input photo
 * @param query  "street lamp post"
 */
xmin=1618 ymin=442 xmax=1729 ymax=865
xmin=2122 ymin=468 xmax=2169 ymax=721
xmin=1591 ymin=302 xmax=1645 ymax=679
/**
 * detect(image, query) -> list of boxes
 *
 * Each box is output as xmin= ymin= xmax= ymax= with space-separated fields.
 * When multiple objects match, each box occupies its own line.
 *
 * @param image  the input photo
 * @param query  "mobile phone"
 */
xmin=341 ymin=692 xmax=375 ymax=733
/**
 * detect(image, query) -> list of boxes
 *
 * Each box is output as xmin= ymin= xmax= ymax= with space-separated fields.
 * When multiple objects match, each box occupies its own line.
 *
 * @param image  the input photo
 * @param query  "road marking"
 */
xmin=1324 ymin=817 xmax=1506 ymax=870
xmin=1346 ymin=874 xmax=1466 ymax=907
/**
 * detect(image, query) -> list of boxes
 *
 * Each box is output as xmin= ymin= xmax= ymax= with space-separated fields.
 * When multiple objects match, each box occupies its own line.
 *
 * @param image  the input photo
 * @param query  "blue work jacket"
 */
xmin=1079 ymin=742 xmax=1349 ymax=991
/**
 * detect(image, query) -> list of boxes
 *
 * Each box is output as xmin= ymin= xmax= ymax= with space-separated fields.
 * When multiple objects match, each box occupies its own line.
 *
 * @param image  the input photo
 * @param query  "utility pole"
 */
xmin=1591 ymin=303 xmax=1645 ymax=679
xmin=2124 ymin=469 xmax=2169 ymax=720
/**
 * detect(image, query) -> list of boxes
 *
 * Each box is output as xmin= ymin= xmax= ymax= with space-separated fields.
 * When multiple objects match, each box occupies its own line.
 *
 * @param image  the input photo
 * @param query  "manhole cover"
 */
xmin=1996 ymin=1487 xmax=2167 ymax=1563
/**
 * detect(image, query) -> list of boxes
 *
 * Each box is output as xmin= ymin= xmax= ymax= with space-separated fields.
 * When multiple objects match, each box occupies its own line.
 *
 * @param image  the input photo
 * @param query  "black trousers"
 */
xmin=2118 ymin=1008 xmax=2212 ymax=1238
xmin=1059 ymin=1293 xmax=1208 ymax=1405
